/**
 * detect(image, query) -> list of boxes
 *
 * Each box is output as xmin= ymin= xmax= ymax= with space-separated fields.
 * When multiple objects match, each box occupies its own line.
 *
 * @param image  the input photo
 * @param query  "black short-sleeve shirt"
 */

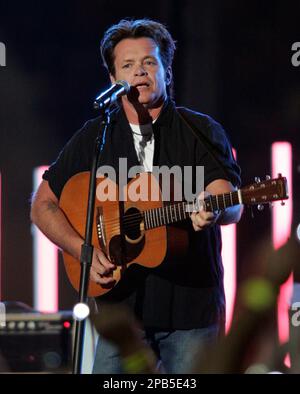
xmin=43 ymin=99 xmax=241 ymax=329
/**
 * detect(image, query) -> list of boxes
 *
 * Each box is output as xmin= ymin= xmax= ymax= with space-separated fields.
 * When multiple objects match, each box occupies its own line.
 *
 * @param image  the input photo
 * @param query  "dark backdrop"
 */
xmin=0 ymin=0 xmax=299 ymax=309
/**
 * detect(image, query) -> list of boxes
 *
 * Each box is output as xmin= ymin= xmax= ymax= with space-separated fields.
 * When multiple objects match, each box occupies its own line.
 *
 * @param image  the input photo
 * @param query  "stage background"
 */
xmin=0 ymin=0 xmax=299 ymax=309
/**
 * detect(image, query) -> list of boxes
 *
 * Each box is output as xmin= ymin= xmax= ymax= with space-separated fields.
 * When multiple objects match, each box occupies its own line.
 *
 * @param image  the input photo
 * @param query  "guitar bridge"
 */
xmin=96 ymin=207 xmax=107 ymax=252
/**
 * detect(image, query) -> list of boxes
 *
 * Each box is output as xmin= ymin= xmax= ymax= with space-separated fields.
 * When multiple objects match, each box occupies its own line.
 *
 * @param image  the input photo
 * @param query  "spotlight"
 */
xmin=72 ymin=303 xmax=90 ymax=321
xmin=296 ymin=223 xmax=300 ymax=243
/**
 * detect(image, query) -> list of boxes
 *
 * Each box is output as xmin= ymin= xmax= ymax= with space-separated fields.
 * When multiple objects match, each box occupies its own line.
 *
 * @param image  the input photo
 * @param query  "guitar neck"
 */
xmin=142 ymin=190 xmax=241 ymax=230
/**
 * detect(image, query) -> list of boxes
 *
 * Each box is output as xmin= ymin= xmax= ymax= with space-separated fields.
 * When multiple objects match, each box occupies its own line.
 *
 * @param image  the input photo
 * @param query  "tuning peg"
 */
xmin=255 ymin=177 xmax=261 ymax=183
xmin=265 ymin=175 xmax=271 ymax=180
xmin=257 ymin=204 xmax=264 ymax=211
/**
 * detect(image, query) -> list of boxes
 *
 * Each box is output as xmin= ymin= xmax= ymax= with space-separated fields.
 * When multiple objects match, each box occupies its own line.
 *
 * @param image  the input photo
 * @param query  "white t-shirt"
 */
xmin=129 ymin=123 xmax=154 ymax=172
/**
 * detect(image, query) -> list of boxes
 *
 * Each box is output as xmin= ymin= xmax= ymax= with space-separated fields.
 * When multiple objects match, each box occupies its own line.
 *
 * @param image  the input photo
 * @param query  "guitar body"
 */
xmin=59 ymin=171 xmax=288 ymax=298
xmin=59 ymin=171 xmax=188 ymax=297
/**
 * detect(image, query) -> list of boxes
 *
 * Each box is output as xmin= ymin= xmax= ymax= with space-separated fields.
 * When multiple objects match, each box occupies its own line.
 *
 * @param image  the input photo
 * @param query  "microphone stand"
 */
xmin=72 ymin=106 xmax=111 ymax=374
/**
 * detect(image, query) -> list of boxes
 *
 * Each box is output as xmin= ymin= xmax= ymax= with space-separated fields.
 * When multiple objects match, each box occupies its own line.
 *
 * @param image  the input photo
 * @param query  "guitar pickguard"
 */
xmin=109 ymin=233 xmax=145 ymax=266
xmin=108 ymin=206 xmax=146 ymax=266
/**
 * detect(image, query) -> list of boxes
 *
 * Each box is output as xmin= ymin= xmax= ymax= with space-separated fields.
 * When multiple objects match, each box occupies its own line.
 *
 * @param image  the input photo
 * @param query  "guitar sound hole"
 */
xmin=123 ymin=207 xmax=143 ymax=241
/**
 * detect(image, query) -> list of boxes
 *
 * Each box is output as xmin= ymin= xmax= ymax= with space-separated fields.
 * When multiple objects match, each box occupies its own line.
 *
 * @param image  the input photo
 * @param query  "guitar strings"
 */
xmin=99 ymin=195 xmax=225 ymax=232
xmin=105 ymin=212 xmax=187 ymax=231
xmin=94 ymin=190 xmax=236 ymax=227
xmin=102 ymin=203 xmax=194 ymax=232
xmin=105 ymin=213 xmax=192 ymax=232
xmin=102 ymin=212 xmax=199 ymax=233
xmin=100 ymin=190 xmax=252 ymax=232
xmin=101 ymin=201 xmax=197 ymax=224
xmin=99 ymin=201 xmax=193 ymax=227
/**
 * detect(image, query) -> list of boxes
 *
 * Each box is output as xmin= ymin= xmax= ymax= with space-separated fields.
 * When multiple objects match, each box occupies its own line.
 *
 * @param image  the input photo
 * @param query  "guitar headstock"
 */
xmin=241 ymin=174 xmax=289 ymax=206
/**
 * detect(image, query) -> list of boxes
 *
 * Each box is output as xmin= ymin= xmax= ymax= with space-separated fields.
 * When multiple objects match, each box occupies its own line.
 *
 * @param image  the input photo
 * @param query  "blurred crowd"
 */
xmin=1 ymin=230 xmax=299 ymax=374
xmin=91 ymin=232 xmax=300 ymax=374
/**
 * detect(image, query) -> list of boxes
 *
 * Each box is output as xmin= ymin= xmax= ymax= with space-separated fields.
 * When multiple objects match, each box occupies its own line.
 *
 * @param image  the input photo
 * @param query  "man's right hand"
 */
xmin=90 ymin=247 xmax=117 ymax=286
xmin=31 ymin=180 xmax=118 ymax=288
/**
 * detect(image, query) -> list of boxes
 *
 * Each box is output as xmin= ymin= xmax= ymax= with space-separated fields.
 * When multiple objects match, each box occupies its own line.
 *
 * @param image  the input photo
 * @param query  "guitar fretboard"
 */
xmin=142 ymin=190 xmax=240 ymax=230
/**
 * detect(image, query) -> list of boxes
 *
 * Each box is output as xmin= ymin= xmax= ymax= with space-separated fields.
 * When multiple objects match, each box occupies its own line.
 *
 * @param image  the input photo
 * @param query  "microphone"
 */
xmin=93 ymin=80 xmax=131 ymax=110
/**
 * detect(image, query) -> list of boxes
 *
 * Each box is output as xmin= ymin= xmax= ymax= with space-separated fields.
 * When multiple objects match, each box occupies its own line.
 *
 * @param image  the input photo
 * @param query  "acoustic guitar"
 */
xmin=59 ymin=172 xmax=288 ymax=297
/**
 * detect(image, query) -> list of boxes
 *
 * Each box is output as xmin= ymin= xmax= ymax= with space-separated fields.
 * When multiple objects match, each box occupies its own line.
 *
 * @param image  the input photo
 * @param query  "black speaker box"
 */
xmin=0 ymin=302 xmax=73 ymax=373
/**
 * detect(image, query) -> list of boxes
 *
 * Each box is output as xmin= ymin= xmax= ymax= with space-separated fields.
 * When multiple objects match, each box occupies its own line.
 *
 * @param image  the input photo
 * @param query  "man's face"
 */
xmin=110 ymin=37 xmax=170 ymax=108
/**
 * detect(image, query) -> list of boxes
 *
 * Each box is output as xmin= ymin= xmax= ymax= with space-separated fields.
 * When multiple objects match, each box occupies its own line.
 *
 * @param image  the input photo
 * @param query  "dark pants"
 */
xmin=92 ymin=324 xmax=220 ymax=374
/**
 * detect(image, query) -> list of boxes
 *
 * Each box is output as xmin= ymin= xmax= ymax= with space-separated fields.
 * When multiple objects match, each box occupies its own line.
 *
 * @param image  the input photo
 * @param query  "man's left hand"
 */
xmin=190 ymin=192 xmax=220 ymax=231
xmin=190 ymin=209 xmax=220 ymax=231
